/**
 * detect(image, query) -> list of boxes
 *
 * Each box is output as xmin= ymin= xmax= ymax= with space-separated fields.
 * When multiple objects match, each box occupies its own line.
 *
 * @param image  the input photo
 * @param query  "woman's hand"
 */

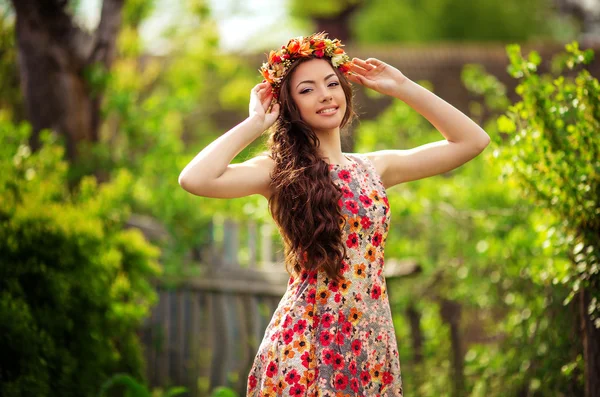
xmin=347 ymin=57 xmax=409 ymax=97
xmin=249 ymin=82 xmax=280 ymax=132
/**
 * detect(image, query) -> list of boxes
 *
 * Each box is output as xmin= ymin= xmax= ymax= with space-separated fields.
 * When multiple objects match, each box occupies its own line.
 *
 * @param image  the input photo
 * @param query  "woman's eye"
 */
xmin=300 ymin=88 xmax=312 ymax=94
xmin=329 ymin=82 xmax=339 ymax=87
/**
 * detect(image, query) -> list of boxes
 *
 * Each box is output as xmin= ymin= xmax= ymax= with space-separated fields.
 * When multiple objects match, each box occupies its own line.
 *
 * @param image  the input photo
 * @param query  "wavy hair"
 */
xmin=265 ymin=57 xmax=356 ymax=283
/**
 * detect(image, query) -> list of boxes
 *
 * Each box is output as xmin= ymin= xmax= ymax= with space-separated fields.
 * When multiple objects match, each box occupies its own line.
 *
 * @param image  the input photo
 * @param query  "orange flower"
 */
xmin=339 ymin=279 xmax=352 ymax=295
xmin=348 ymin=216 xmax=362 ymax=233
xmin=353 ymin=263 xmax=367 ymax=278
xmin=349 ymin=307 xmax=363 ymax=324
xmin=317 ymin=286 xmax=331 ymax=304
xmin=364 ymin=244 xmax=377 ymax=262
xmin=287 ymin=39 xmax=300 ymax=54
xmin=293 ymin=335 xmax=309 ymax=353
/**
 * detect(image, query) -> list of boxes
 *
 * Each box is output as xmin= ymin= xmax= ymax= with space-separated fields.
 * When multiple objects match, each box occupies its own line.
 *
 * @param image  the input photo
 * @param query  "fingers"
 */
xmin=352 ymin=57 xmax=379 ymax=70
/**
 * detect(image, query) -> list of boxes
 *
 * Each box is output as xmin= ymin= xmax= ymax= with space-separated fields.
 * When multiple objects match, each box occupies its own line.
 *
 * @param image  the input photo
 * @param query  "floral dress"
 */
xmin=247 ymin=153 xmax=403 ymax=397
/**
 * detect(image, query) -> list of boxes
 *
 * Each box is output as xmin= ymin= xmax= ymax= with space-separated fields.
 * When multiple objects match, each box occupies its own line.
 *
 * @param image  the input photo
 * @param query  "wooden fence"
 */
xmin=137 ymin=216 xmax=420 ymax=397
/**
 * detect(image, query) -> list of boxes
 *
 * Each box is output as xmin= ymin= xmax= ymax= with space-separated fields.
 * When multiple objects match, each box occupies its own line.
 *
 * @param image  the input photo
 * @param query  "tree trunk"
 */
xmin=406 ymin=303 xmax=423 ymax=365
xmin=440 ymin=299 xmax=465 ymax=397
xmin=10 ymin=0 xmax=124 ymax=162
xmin=580 ymin=287 xmax=600 ymax=397
xmin=313 ymin=3 xmax=361 ymax=43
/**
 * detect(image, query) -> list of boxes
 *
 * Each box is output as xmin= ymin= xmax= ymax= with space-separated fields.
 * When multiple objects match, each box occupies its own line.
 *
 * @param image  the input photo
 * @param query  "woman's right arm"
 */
xmin=178 ymin=82 xmax=280 ymax=199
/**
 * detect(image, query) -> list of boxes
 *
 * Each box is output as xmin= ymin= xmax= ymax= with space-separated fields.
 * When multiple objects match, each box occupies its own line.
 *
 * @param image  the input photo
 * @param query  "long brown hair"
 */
xmin=266 ymin=57 xmax=356 ymax=283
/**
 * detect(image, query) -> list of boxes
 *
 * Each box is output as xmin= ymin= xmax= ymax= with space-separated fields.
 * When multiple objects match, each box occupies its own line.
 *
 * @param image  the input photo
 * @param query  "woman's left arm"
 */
xmin=348 ymin=57 xmax=491 ymax=188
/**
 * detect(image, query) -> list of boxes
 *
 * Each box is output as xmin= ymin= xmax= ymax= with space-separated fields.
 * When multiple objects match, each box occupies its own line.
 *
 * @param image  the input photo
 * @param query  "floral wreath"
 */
xmin=259 ymin=32 xmax=352 ymax=99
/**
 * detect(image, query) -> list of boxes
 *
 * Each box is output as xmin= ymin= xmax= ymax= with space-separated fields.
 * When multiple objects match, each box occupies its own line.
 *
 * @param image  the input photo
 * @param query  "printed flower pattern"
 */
xmin=247 ymin=153 xmax=403 ymax=397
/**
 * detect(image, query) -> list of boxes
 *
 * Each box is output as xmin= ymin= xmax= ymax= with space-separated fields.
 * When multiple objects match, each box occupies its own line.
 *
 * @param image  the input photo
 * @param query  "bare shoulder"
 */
xmin=354 ymin=151 xmax=388 ymax=180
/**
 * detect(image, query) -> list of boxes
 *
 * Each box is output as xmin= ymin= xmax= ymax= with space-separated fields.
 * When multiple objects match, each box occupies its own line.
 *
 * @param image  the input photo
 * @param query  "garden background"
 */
xmin=1 ymin=0 xmax=599 ymax=396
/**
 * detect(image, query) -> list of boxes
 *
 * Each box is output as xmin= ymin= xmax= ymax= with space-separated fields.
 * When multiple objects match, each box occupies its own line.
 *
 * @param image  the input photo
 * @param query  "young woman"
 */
xmin=179 ymin=32 xmax=490 ymax=397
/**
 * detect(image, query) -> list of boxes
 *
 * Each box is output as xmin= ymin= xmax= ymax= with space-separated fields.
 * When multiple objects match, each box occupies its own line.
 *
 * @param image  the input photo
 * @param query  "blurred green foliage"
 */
xmin=0 ymin=120 xmax=161 ymax=397
xmin=292 ymin=0 xmax=579 ymax=43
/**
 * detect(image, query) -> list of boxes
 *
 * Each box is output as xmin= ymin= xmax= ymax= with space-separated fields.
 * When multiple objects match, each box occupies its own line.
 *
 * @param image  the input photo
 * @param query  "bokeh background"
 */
xmin=1 ymin=1 xmax=599 ymax=396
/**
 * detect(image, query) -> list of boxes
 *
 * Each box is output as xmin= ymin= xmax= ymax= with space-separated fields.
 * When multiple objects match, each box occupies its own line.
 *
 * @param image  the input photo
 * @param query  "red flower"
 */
xmin=285 ymin=369 xmax=301 ymax=384
xmin=322 ymin=348 xmax=334 ymax=364
xmin=342 ymin=321 xmax=353 ymax=335
xmin=346 ymin=232 xmax=359 ymax=248
xmin=301 ymin=351 xmax=313 ymax=368
xmin=266 ymin=360 xmax=278 ymax=377
xmin=372 ymin=232 xmax=382 ymax=247
xmin=333 ymin=353 xmax=345 ymax=370
xmin=321 ymin=313 xmax=333 ymax=328
xmin=334 ymin=373 xmax=349 ymax=390
xmin=345 ymin=200 xmax=359 ymax=214
xmin=319 ymin=330 xmax=333 ymax=346
xmin=294 ymin=319 xmax=307 ymax=334
xmin=314 ymin=49 xmax=325 ymax=58
xmin=360 ymin=370 xmax=371 ymax=385
xmin=359 ymin=194 xmax=373 ymax=207
xmin=248 ymin=374 xmax=257 ymax=389
xmin=341 ymin=186 xmax=354 ymax=198
xmin=351 ymin=339 xmax=362 ymax=355
xmin=335 ymin=331 xmax=345 ymax=346
xmin=337 ymin=169 xmax=351 ymax=182
xmin=306 ymin=288 xmax=316 ymax=304
xmin=350 ymin=377 xmax=360 ymax=392
xmin=382 ymin=371 xmax=394 ymax=385
xmin=339 ymin=63 xmax=351 ymax=73
xmin=289 ymin=383 xmax=306 ymax=396
xmin=360 ymin=216 xmax=373 ymax=229
xmin=348 ymin=360 xmax=358 ymax=375
xmin=283 ymin=329 xmax=295 ymax=344
xmin=371 ymin=284 xmax=382 ymax=300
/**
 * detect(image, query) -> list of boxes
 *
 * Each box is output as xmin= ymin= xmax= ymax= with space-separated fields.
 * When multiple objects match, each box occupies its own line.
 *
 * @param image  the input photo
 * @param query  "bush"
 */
xmin=0 ymin=121 xmax=162 ymax=397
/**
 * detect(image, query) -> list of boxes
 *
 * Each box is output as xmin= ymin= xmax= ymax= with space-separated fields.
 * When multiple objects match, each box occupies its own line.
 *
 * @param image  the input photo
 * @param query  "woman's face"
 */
xmin=289 ymin=58 xmax=347 ymax=134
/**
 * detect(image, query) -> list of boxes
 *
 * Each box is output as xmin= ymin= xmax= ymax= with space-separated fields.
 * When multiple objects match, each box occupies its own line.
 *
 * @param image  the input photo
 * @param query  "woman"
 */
xmin=179 ymin=32 xmax=490 ymax=397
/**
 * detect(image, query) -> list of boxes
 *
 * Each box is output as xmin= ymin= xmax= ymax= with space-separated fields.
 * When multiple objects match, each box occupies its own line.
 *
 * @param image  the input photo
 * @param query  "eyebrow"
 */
xmin=296 ymin=73 xmax=337 ymax=89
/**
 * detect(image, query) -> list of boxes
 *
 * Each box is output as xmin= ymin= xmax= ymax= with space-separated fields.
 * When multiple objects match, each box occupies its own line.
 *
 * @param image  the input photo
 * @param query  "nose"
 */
xmin=319 ymin=90 xmax=333 ymax=102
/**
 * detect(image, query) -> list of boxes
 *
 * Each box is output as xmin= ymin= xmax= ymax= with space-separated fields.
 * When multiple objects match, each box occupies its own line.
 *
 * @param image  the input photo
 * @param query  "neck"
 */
xmin=314 ymin=126 xmax=347 ymax=165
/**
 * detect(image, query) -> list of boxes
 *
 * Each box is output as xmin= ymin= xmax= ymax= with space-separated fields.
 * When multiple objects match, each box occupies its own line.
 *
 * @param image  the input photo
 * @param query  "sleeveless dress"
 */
xmin=247 ymin=153 xmax=403 ymax=397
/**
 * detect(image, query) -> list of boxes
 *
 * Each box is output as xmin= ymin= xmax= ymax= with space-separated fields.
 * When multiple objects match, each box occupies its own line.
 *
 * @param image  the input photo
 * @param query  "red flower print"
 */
xmin=306 ymin=288 xmax=316 ymax=304
xmin=341 ymin=186 xmax=354 ymax=198
xmin=337 ymin=169 xmax=351 ymax=182
xmin=360 ymin=370 xmax=371 ymax=385
xmin=351 ymin=339 xmax=362 ymax=355
xmin=333 ymin=352 xmax=345 ymax=370
xmin=283 ymin=329 xmax=295 ymax=344
xmin=337 ymin=198 xmax=343 ymax=208
xmin=342 ymin=321 xmax=353 ymax=335
xmin=328 ymin=280 xmax=340 ymax=293
xmin=266 ymin=360 xmax=278 ymax=377
xmin=360 ymin=215 xmax=372 ymax=229
xmin=348 ymin=360 xmax=358 ymax=375
xmin=350 ymin=377 xmax=360 ymax=392
xmin=372 ymin=232 xmax=382 ymax=247
xmin=289 ymin=383 xmax=306 ymax=396
xmin=359 ymin=194 xmax=373 ymax=207
xmin=335 ymin=331 xmax=345 ymax=345
xmin=346 ymin=233 xmax=359 ymax=248
xmin=371 ymin=284 xmax=382 ymax=300
xmin=319 ymin=330 xmax=333 ymax=346
xmin=294 ymin=319 xmax=307 ymax=334
xmin=321 ymin=312 xmax=333 ymax=328
xmin=283 ymin=314 xmax=293 ymax=328
xmin=285 ymin=369 xmax=301 ymax=384
xmin=382 ymin=371 xmax=394 ymax=385
xmin=248 ymin=374 xmax=257 ymax=389
xmin=322 ymin=348 xmax=334 ymax=364
xmin=301 ymin=351 xmax=313 ymax=369
xmin=345 ymin=200 xmax=359 ymax=214
xmin=334 ymin=373 xmax=349 ymax=390
xmin=383 ymin=196 xmax=389 ymax=207
xmin=334 ymin=293 xmax=342 ymax=303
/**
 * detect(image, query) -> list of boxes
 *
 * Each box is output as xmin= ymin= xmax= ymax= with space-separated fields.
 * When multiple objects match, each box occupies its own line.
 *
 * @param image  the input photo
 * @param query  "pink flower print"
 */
xmin=346 ymin=233 xmax=359 ymax=248
xmin=337 ymin=169 xmax=352 ymax=182
xmin=359 ymin=194 xmax=373 ymax=207
xmin=360 ymin=215 xmax=372 ymax=229
xmin=345 ymin=199 xmax=359 ymax=214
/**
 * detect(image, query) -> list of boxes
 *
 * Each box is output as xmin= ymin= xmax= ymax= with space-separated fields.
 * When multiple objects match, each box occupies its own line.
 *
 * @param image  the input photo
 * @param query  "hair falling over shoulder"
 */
xmin=265 ymin=58 xmax=356 ymax=283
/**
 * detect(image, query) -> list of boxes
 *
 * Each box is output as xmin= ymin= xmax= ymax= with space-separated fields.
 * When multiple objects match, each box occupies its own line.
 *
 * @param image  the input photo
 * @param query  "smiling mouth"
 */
xmin=317 ymin=107 xmax=338 ymax=114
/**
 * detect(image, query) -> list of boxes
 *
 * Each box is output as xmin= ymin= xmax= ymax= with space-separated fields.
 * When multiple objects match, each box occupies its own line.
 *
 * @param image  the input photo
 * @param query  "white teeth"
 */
xmin=318 ymin=108 xmax=337 ymax=114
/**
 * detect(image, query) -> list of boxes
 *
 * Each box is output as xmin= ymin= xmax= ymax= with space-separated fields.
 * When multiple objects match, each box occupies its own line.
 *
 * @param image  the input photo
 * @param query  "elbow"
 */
xmin=178 ymin=172 xmax=197 ymax=194
xmin=476 ymin=131 xmax=491 ymax=152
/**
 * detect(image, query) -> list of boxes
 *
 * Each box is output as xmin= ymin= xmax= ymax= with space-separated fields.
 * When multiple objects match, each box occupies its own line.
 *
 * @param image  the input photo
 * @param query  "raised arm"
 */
xmin=178 ymin=82 xmax=279 ymax=199
xmin=348 ymin=58 xmax=490 ymax=188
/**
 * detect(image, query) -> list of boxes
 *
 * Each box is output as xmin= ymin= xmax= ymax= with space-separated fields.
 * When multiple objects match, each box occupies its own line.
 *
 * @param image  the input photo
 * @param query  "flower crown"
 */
xmin=259 ymin=32 xmax=352 ymax=99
